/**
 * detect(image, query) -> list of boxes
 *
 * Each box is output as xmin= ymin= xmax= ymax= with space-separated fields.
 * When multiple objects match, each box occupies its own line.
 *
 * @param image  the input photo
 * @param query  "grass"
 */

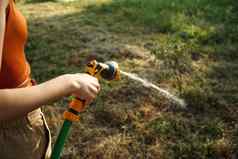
xmin=18 ymin=0 xmax=238 ymax=158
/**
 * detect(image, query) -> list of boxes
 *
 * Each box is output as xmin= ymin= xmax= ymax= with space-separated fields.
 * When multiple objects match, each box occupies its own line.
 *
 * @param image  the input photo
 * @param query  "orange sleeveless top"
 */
xmin=0 ymin=0 xmax=31 ymax=89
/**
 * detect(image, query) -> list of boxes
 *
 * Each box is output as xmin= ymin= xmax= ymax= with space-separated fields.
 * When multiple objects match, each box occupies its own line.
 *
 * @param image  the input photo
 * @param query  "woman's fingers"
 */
xmin=79 ymin=86 xmax=98 ymax=101
xmin=92 ymin=82 xmax=100 ymax=91
xmin=71 ymin=73 xmax=101 ymax=105
xmin=85 ymin=85 xmax=100 ymax=104
xmin=89 ymin=85 xmax=99 ymax=95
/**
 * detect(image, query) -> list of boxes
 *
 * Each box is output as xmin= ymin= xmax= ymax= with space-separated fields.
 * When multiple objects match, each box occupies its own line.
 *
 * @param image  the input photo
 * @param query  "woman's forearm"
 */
xmin=0 ymin=74 xmax=74 ymax=120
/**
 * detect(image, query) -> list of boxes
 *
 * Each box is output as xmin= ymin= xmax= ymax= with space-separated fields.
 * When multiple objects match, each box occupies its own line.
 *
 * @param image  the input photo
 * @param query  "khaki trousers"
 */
xmin=0 ymin=108 xmax=52 ymax=159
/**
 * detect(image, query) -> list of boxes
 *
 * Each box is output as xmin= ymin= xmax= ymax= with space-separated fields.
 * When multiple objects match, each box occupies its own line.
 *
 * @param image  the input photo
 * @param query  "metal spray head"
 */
xmin=85 ymin=60 xmax=120 ymax=81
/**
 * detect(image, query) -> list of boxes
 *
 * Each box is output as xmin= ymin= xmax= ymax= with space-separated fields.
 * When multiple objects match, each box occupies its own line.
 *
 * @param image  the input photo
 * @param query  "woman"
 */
xmin=0 ymin=0 xmax=100 ymax=158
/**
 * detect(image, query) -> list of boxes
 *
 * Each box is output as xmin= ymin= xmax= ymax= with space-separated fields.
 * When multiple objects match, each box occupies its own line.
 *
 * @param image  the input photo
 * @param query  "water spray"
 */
xmin=120 ymin=71 xmax=186 ymax=108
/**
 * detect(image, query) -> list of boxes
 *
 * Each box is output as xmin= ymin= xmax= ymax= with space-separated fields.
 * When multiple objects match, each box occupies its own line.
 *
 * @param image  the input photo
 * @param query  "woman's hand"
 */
xmin=67 ymin=73 xmax=100 ymax=105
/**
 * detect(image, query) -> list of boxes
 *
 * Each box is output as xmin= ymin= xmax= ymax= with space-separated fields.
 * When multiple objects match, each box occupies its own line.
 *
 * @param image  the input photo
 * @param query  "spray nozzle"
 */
xmin=86 ymin=60 xmax=120 ymax=81
xmin=101 ymin=61 xmax=120 ymax=80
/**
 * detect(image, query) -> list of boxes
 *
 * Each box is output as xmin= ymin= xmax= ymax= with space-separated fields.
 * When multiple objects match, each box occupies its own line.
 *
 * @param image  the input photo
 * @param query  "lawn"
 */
xmin=19 ymin=0 xmax=238 ymax=158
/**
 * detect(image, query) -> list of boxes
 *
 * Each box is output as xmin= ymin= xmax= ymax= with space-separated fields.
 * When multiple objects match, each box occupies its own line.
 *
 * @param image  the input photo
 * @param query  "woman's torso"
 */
xmin=0 ymin=0 xmax=31 ymax=89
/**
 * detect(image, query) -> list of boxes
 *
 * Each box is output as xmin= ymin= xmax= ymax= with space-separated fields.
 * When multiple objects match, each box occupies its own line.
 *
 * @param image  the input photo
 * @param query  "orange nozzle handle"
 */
xmin=69 ymin=98 xmax=86 ymax=112
xmin=64 ymin=98 xmax=86 ymax=121
xmin=63 ymin=111 xmax=80 ymax=122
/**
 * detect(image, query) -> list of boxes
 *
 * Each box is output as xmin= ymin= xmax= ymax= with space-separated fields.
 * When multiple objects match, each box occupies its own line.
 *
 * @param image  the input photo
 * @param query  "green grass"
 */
xmin=18 ymin=0 xmax=238 ymax=158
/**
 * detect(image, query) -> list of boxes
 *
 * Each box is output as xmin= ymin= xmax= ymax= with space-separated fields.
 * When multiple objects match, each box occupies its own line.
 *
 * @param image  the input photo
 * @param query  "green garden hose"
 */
xmin=51 ymin=120 xmax=72 ymax=159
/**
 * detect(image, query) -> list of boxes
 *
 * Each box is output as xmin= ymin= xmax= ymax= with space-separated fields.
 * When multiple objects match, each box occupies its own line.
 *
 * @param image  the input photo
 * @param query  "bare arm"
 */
xmin=0 ymin=0 xmax=100 ymax=121
xmin=0 ymin=74 xmax=100 ymax=121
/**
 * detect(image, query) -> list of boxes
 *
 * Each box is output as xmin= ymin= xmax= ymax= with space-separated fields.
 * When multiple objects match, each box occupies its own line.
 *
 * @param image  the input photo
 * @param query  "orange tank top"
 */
xmin=0 ymin=0 xmax=31 ymax=89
